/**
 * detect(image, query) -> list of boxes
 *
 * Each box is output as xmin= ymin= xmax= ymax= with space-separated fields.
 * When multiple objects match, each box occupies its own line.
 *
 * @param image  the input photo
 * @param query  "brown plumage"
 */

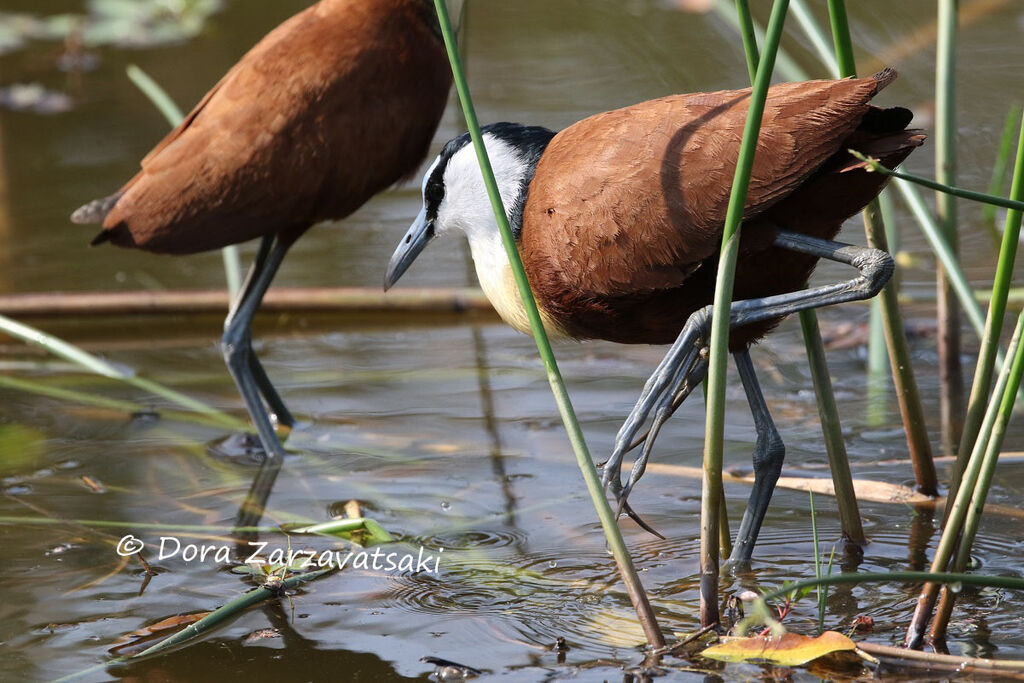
xmin=74 ymin=0 xmax=451 ymax=254
xmin=519 ymin=70 xmax=922 ymax=349
xmin=73 ymin=0 xmax=452 ymax=466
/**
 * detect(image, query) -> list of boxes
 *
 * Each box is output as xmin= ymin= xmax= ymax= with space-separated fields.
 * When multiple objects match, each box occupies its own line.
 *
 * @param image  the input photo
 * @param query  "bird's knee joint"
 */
xmin=221 ymin=332 xmax=249 ymax=368
xmin=753 ymin=434 xmax=785 ymax=473
xmin=855 ymin=249 xmax=894 ymax=296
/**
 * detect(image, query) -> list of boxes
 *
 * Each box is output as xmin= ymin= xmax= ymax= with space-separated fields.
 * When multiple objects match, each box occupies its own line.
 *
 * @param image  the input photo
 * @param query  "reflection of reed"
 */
xmin=0 ymin=117 xmax=11 ymax=293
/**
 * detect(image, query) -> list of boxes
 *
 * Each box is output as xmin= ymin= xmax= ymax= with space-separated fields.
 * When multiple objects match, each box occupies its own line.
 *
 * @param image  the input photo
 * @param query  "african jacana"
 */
xmin=385 ymin=69 xmax=923 ymax=564
xmin=72 ymin=0 xmax=452 ymax=461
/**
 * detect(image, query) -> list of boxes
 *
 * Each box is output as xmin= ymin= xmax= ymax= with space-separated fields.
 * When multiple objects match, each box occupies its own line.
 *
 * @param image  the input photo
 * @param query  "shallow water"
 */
xmin=1 ymin=1 xmax=1024 ymax=680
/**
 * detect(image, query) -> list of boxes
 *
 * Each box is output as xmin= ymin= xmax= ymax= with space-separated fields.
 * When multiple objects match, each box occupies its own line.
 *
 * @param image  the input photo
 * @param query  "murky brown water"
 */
xmin=2 ymin=1 xmax=1024 ymax=680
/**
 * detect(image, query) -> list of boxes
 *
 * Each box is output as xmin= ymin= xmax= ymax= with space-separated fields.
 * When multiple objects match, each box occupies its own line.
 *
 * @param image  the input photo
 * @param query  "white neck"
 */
xmin=438 ymin=135 xmax=566 ymax=337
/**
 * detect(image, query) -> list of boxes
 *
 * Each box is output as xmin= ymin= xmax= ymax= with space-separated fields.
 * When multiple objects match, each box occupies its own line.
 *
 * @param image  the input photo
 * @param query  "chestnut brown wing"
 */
xmin=520 ymin=76 xmax=887 ymax=311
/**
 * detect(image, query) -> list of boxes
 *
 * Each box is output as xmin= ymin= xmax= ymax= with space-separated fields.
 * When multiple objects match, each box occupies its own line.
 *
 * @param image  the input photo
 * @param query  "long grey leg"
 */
xmin=226 ymin=237 xmax=295 ymax=429
xmin=602 ymin=231 xmax=891 ymax=512
xmin=223 ymin=235 xmax=293 ymax=460
xmin=726 ymin=349 xmax=785 ymax=567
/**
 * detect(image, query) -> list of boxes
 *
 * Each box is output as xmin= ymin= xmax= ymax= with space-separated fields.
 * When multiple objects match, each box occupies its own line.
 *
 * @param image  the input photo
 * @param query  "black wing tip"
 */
xmin=90 ymin=230 xmax=112 ymax=246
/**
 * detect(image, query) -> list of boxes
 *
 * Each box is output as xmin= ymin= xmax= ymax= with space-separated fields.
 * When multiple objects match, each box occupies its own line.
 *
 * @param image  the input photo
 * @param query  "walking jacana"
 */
xmin=385 ymin=70 xmax=923 ymax=564
xmin=72 ymin=0 xmax=452 ymax=462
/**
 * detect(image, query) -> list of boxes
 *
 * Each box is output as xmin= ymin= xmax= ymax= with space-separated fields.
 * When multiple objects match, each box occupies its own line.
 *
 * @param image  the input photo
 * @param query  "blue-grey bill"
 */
xmin=384 ymin=207 xmax=435 ymax=291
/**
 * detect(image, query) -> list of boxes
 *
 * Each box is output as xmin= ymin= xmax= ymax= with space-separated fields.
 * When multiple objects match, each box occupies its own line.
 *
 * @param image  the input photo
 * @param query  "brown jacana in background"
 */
xmin=72 ymin=0 xmax=452 ymax=466
xmin=385 ymin=69 xmax=923 ymax=565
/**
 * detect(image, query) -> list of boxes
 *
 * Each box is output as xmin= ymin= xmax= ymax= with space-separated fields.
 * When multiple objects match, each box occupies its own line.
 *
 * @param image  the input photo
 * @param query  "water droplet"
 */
xmin=548 ymin=560 xmax=557 ymax=569
xmin=440 ymin=501 xmax=451 ymax=511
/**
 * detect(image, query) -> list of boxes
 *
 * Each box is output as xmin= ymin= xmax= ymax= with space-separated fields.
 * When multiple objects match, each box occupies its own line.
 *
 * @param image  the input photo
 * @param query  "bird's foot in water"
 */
xmin=207 ymin=432 xmax=268 ymax=464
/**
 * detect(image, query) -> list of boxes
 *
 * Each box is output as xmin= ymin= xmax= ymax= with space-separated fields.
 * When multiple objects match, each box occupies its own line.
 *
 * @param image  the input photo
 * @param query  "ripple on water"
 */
xmin=418 ymin=528 xmax=529 ymax=551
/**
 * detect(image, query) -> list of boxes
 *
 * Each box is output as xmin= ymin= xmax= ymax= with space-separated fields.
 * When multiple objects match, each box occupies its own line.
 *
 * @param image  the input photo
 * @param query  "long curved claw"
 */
xmin=601 ymin=317 xmax=707 ymax=495
xmin=617 ymin=354 xmax=708 ymax=508
xmin=620 ymin=500 xmax=665 ymax=539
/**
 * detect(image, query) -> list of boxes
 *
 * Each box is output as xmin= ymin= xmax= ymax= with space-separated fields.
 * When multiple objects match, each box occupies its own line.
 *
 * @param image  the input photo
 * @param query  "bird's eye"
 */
xmin=425 ymin=180 xmax=444 ymax=207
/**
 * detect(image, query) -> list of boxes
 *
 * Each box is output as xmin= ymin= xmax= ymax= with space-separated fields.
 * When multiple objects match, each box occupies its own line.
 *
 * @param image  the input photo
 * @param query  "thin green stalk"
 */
xmin=824 ymin=1 xmax=937 ymax=495
xmin=809 ymin=490 xmax=825 ymax=632
xmin=905 ymin=314 xmax=1024 ymax=648
xmin=825 ymin=0 xmax=856 ymax=77
xmin=713 ymin=0 xmax=809 ymax=81
xmin=894 ymin=179 xmax=987 ymax=335
xmin=953 ymin=113 xmax=1024 ymax=501
xmin=126 ymin=65 xmax=242 ymax=299
xmin=935 ymin=0 xmax=963 ymax=455
xmin=0 ymin=374 xmax=243 ymax=430
xmin=430 ymin=0 xmax=664 ymax=648
xmin=731 ymin=0 xmax=859 ymax=548
xmin=702 ymin=0 xmax=790 ymax=629
xmin=854 ymin=152 xmax=1024 ymax=215
xmin=800 ymin=312 xmax=864 ymax=542
xmin=866 ymin=191 xmax=900 ymax=425
xmin=790 ymin=0 xmax=839 ymax=77
xmin=863 ymin=203 xmax=938 ymax=494
xmin=983 ymin=103 xmax=1023 ymax=226
xmin=735 ymin=0 xmax=759 ymax=83
xmin=932 ymin=313 xmax=1024 ymax=641
xmin=0 ymin=313 xmax=236 ymax=424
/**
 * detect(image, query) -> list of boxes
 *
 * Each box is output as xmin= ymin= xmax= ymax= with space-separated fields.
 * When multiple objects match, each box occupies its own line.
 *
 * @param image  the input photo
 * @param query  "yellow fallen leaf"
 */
xmin=702 ymin=631 xmax=857 ymax=666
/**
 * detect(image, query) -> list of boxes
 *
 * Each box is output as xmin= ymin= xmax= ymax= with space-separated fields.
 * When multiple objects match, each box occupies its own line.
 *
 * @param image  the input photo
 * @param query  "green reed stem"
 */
xmin=702 ymin=0 xmax=790 ymax=629
xmin=854 ymin=152 xmax=1024 ymax=214
xmin=905 ymin=312 xmax=1024 ymax=648
xmin=0 ymin=314 xmax=236 ymax=425
xmin=894 ymin=180 xmax=986 ymax=335
xmin=984 ymin=104 xmax=1023 ymax=226
xmin=790 ymin=0 xmax=839 ymax=77
xmin=825 ymin=0 xmax=855 ymax=77
xmin=735 ymin=0 xmax=759 ymax=83
xmin=431 ymin=0 xmax=664 ymax=648
xmin=953 ymin=113 xmax=1024 ymax=501
xmin=932 ymin=312 xmax=1024 ymax=641
xmin=714 ymin=1 xmax=808 ymax=81
xmin=825 ymin=0 xmax=937 ymax=495
xmin=126 ymin=65 xmax=243 ymax=300
xmin=866 ymin=191 xmax=901 ymax=424
xmin=750 ymin=0 xmax=864 ymax=543
xmin=799 ymin=312 xmax=864 ymax=542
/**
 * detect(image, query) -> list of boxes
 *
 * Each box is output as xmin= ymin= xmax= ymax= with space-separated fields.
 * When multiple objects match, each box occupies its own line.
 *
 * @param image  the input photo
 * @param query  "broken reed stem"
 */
xmin=799 ymin=311 xmax=865 ymax=543
xmin=905 ymin=313 xmax=1024 ymax=648
xmin=826 ymin=0 xmax=938 ymax=496
xmin=702 ymin=0 xmax=790 ymax=629
xmin=126 ymin=65 xmax=242 ymax=300
xmin=430 ymin=0 xmax=664 ymax=649
xmin=935 ymin=0 xmax=964 ymax=456
xmin=952 ymin=112 xmax=1024 ymax=501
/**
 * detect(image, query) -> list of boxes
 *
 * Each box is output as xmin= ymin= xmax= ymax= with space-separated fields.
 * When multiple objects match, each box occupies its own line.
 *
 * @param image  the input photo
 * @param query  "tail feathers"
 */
xmin=70 ymin=192 xmax=123 ymax=225
xmin=839 ymin=129 xmax=926 ymax=173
